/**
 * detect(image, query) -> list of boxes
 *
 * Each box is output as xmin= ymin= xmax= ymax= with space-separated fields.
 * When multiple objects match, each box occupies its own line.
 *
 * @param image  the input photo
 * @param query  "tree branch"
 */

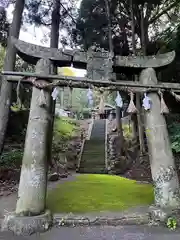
xmin=59 ymin=2 xmax=77 ymax=24
xmin=148 ymin=0 xmax=180 ymax=25
xmin=145 ymin=3 xmax=153 ymax=22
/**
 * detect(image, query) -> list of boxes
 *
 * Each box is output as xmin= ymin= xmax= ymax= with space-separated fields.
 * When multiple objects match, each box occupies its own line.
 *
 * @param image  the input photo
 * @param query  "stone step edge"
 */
xmin=2 ymin=205 xmax=180 ymax=233
xmin=0 ymin=212 xmax=150 ymax=228
xmin=0 ymin=210 xmax=165 ymax=233
xmin=53 ymin=212 xmax=151 ymax=227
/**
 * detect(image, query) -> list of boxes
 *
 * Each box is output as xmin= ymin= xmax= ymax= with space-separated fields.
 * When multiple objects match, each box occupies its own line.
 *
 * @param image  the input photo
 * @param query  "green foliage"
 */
xmin=0 ymin=8 xmax=9 ymax=46
xmin=80 ymin=108 xmax=91 ymax=119
xmin=52 ymin=117 xmax=78 ymax=157
xmin=167 ymin=114 xmax=180 ymax=153
xmin=0 ymin=149 xmax=23 ymax=168
xmin=74 ymin=0 xmax=129 ymax=54
xmin=6 ymin=109 xmax=29 ymax=142
xmin=24 ymin=0 xmax=77 ymax=47
xmin=1 ymin=116 xmax=78 ymax=168
xmin=167 ymin=217 xmax=177 ymax=230
xmin=53 ymin=117 xmax=77 ymax=141
xmin=168 ymin=122 xmax=180 ymax=153
xmin=123 ymin=124 xmax=132 ymax=139
xmin=71 ymin=88 xmax=89 ymax=111
xmin=153 ymin=23 xmax=180 ymax=82
xmin=74 ymin=0 xmax=180 ymax=54
xmin=11 ymin=103 xmax=27 ymax=112
xmin=47 ymin=174 xmax=153 ymax=213
xmin=0 ymin=45 xmax=5 ymax=71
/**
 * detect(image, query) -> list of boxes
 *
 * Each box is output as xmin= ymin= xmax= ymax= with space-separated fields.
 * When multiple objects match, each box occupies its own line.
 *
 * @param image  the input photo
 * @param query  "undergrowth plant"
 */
xmin=122 ymin=124 xmax=132 ymax=139
xmin=168 ymin=122 xmax=180 ymax=153
xmin=0 ymin=149 xmax=23 ymax=168
xmin=166 ymin=217 xmax=177 ymax=230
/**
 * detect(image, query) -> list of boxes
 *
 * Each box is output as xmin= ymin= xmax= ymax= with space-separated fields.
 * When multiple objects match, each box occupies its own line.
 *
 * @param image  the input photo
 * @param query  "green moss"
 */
xmin=52 ymin=117 xmax=79 ymax=161
xmin=46 ymin=174 xmax=153 ymax=213
xmin=53 ymin=117 xmax=77 ymax=140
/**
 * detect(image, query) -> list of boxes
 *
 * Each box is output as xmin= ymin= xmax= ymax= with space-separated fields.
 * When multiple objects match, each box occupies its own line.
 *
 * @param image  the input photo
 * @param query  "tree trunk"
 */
xmin=47 ymin=0 xmax=60 ymax=167
xmin=136 ymin=91 xmax=146 ymax=154
xmin=140 ymin=6 xmax=146 ymax=55
xmin=131 ymin=114 xmax=137 ymax=140
xmin=116 ymin=105 xmax=124 ymax=154
xmin=140 ymin=68 xmax=180 ymax=208
xmin=130 ymin=0 xmax=136 ymax=55
xmin=61 ymin=88 xmax=64 ymax=108
xmin=130 ymin=0 xmax=138 ymax=141
xmin=136 ymin=5 xmax=147 ymax=154
xmin=0 ymin=0 xmax=25 ymax=154
xmin=104 ymin=0 xmax=113 ymax=53
xmin=16 ymin=59 xmax=51 ymax=216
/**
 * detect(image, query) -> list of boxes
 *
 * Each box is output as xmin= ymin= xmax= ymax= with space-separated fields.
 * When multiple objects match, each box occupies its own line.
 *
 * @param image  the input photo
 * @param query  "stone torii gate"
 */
xmin=2 ymin=37 xmax=180 ymax=234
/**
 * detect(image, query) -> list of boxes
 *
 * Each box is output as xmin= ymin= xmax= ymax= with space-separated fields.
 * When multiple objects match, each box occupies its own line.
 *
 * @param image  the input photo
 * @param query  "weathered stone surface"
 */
xmin=15 ymin=59 xmax=52 ymax=216
xmin=149 ymin=205 xmax=180 ymax=227
xmin=114 ymin=51 xmax=175 ymax=68
xmin=65 ymin=137 xmax=82 ymax=170
xmin=51 ymin=163 xmax=68 ymax=173
xmin=107 ymin=134 xmax=132 ymax=174
xmin=59 ymin=173 xmax=68 ymax=178
xmin=48 ymin=173 xmax=59 ymax=182
xmin=11 ymin=37 xmax=86 ymax=65
xmin=53 ymin=210 xmax=150 ymax=227
xmin=140 ymin=68 xmax=180 ymax=208
xmin=149 ymin=205 xmax=168 ymax=222
xmin=11 ymin=37 xmax=175 ymax=70
xmin=1 ymin=210 xmax=52 ymax=235
xmin=86 ymin=48 xmax=114 ymax=81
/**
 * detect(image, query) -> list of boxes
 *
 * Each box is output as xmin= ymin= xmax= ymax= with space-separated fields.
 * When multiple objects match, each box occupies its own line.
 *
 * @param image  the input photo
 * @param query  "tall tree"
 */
xmin=0 ymin=0 xmax=25 ymax=154
xmin=48 ymin=0 xmax=61 ymax=167
xmin=74 ymin=0 xmax=180 ymax=54
xmin=24 ymin=0 xmax=77 ymax=47
xmin=73 ymin=0 xmax=129 ymax=54
xmin=0 ymin=8 xmax=9 ymax=46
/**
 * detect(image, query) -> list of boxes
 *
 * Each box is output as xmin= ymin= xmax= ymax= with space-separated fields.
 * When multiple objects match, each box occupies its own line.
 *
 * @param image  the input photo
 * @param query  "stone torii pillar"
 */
xmin=16 ymin=59 xmax=51 ymax=215
xmin=114 ymin=50 xmax=180 ymax=208
xmin=140 ymin=68 xmax=180 ymax=208
xmin=2 ymin=37 xmax=87 ymax=235
xmin=3 ymin=59 xmax=52 ymax=234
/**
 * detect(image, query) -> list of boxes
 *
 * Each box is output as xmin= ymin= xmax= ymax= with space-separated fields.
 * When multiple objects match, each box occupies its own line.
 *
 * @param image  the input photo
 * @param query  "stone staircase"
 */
xmin=78 ymin=119 xmax=107 ymax=174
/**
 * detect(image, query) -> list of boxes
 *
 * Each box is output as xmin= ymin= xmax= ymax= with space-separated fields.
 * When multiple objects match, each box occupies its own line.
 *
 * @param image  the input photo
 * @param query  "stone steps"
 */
xmin=78 ymin=120 xmax=106 ymax=174
xmin=90 ymin=119 xmax=106 ymax=140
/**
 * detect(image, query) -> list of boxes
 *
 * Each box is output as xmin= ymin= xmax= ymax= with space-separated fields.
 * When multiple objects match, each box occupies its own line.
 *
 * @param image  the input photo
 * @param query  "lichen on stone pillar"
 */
xmin=15 ymin=58 xmax=51 ymax=216
xmin=140 ymin=68 xmax=180 ymax=208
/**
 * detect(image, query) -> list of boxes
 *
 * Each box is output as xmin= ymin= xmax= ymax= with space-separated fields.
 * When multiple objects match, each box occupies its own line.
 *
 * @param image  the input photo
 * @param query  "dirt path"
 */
xmin=0 ymin=174 xmax=79 ymax=218
xmin=1 ymin=225 xmax=180 ymax=240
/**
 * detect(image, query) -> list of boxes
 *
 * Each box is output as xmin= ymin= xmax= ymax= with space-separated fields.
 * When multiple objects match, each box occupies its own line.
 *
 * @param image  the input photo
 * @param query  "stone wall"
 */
xmin=106 ymin=119 xmax=133 ymax=175
xmin=107 ymin=133 xmax=129 ymax=174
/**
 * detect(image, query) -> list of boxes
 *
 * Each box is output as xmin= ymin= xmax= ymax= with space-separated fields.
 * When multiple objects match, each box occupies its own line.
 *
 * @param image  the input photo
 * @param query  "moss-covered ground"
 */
xmin=53 ymin=116 xmax=78 ymax=140
xmin=47 ymin=174 xmax=154 ymax=213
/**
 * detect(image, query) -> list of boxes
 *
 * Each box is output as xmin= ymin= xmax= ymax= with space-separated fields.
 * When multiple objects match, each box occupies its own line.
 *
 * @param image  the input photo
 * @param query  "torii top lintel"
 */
xmin=11 ymin=37 xmax=175 ymax=69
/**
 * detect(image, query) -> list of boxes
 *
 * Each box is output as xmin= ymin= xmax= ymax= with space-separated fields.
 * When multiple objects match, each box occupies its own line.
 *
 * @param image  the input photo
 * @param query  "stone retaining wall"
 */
xmin=106 ymin=119 xmax=132 ymax=175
